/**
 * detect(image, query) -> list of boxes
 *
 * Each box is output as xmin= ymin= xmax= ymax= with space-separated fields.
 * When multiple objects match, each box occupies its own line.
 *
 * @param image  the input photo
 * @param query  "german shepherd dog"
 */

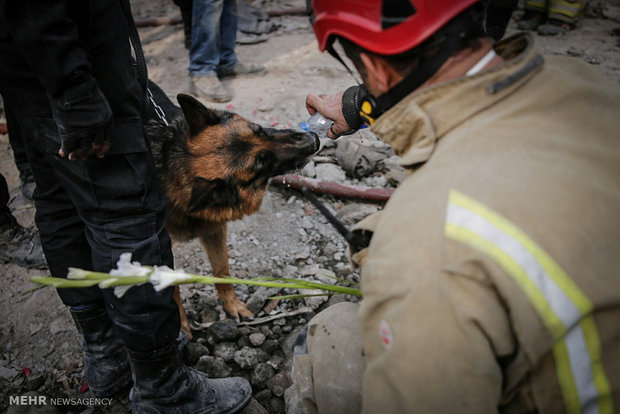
xmin=145 ymin=82 xmax=319 ymax=334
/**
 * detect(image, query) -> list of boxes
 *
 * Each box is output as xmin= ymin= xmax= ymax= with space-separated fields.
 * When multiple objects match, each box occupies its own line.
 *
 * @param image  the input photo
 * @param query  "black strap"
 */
xmin=120 ymin=0 xmax=148 ymax=96
xmin=327 ymin=45 xmax=362 ymax=86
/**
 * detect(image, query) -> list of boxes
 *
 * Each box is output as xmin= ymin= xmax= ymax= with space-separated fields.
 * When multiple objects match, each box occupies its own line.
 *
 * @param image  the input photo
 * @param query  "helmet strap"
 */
xmin=358 ymin=35 xmax=462 ymax=126
xmin=326 ymin=44 xmax=363 ymax=86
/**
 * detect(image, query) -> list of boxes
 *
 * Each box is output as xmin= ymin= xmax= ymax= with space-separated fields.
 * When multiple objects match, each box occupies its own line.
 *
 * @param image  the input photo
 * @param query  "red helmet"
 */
xmin=310 ymin=0 xmax=481 ymax=55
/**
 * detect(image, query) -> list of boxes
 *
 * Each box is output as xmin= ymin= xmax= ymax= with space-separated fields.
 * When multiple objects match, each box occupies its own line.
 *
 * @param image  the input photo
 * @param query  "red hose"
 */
xmin=265 ymin=8 xmax=307 ymax=17
xmin=271 ymin=174 xmax=394 ymax=202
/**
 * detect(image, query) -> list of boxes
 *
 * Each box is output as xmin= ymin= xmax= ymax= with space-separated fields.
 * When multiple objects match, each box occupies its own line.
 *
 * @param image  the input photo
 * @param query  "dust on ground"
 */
xmin=1 ymin=1 xmax=619 ymax=413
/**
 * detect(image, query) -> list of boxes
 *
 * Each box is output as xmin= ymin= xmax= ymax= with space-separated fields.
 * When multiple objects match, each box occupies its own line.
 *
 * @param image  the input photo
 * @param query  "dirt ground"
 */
xmin=1 ymin=0 xmax=619 ymax=413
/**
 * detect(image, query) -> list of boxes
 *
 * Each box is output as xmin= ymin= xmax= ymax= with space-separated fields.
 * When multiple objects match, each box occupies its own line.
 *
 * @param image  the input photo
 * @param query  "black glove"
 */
xmin=49 ymin=77 xmax=113 ymax=157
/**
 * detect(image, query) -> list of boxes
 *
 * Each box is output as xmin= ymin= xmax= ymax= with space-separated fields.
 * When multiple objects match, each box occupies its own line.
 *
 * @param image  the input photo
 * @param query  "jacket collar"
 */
xmin=371 ymin=33 xmax=544 ymax=168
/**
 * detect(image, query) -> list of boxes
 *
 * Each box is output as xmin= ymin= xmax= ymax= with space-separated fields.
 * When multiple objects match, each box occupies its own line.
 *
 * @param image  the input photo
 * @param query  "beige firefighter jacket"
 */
xmin=358 ymin=33 xmax=620 ymax=413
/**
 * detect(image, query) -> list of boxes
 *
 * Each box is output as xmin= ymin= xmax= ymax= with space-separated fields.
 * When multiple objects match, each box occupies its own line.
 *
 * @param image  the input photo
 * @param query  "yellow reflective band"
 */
xmin=444 ymin=222 xmax=566 ymax=338
xmin=524 ymin=0 xmax=546 ymax=10
xmin=445 ymin=190 xmax=613 ymax=414
xmin=549 ymin=0 xmax=585 ymax=19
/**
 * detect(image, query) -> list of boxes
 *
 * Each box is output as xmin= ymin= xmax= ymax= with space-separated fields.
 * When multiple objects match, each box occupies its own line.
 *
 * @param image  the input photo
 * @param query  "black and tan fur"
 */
xmin=145 ymin=84 xmax=319 ymax=334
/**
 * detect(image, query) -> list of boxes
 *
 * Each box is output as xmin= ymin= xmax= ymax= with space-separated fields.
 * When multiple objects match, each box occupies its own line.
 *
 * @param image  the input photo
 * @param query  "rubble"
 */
xmin=1 ymin=0 xmax=618 ymax=412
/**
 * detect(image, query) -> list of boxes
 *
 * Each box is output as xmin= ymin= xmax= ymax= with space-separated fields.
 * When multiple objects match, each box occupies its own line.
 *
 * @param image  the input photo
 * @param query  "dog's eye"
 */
xmin=254 ymin=151 xmax=274 ymax=172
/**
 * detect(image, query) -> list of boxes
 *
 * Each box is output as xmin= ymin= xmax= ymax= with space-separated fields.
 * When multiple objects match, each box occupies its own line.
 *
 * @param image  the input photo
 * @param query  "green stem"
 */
xmin=30 ymin=271 xmax=362 ymax=297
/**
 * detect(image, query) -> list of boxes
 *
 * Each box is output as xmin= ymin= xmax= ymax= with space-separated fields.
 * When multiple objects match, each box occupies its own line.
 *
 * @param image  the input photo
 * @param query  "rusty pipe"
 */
xmin=271 ymin=174 xmax=394 ymax=203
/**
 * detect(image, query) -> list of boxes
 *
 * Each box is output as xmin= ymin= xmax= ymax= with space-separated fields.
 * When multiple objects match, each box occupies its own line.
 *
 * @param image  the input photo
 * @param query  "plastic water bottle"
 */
xmin=299 ymin=113 xmax=333 ymax=138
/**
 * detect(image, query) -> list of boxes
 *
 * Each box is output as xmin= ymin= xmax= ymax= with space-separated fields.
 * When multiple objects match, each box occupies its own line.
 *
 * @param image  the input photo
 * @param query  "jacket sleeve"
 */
xmin=1 ymin=0 xmax=91 ymax=95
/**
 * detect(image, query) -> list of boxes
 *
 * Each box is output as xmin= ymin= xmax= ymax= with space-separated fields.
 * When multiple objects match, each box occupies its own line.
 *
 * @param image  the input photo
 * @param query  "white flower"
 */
xmin=106 ymin=253 xmax=152 ymax=298
xmin=67 ymin=268 xmax=90 ymax=279
xmin=112 ymin=285 xmax=133 ymax=298
xmin=150 ymin=266 xmax=192 ymax=291
xmin=110 ymin=253 xmax=151 ymax=277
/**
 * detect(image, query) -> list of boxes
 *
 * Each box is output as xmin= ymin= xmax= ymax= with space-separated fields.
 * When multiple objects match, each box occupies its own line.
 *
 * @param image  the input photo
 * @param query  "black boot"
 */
xmin=70 ymin=306 xmax=132 ymax=397
xmin=129 ymin=340 xmax=251 ymax=414
xmin=0 ymin=207 xmax=46 ymax=269
xmin=19 ymin=169 xmax=36 ymax=201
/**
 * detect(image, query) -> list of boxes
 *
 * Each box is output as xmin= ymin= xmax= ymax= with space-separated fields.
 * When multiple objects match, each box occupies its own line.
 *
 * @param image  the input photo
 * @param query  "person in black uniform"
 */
xmin=0 ymin=171 xmax=46 ymax=268
xmin=0 ymin=1 xmax=250 ymax=412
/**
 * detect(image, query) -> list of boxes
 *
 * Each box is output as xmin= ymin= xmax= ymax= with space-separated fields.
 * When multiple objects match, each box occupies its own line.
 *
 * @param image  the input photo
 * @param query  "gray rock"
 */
xmin=267 ymin=371 xmax=292 ymax=397
xmin=195 ymin=355 xmax=232 ymax=378
xmin=207 ymin=320 xmax=239 ymax=344
xmin=25 ymin=373 xmax=46 ymax=391
xmin=237 ymin=335 xmax=251 ymax=348
xmin=239 ymin=397 xmax=270 ymax=414
xmin=259 ymin=325 xmax=271 ymax=337
xmin=214 ymin=342 xmax=237 ymax=362
xmin=249 ymin=333 xmax=266 ymax=347
xmin=304 ymin=289 xmax=329 ymax=310
xmin=49 ymin=317 xmax=71 ymax=335
xmin=0 ymin=366 xmax=18 ymax=381
xmin=300 ymin=160 xmax=316 ymax=178
xmin=268 ymin=397 xmax=285 ymax=413
xmin=336 ymin=203 xmax=379 ymax=226
xmin=246 ymin=287 xmax=281 ymax=315
xmin=365 ymin=174 xmax=387 ymax=188
xmin=383 ymin=155 xmax=406 ymax=185
xmin=250 ymin=362 xmax=275 ymax=389
xmin=184 ymin=342 xmax=209 ymax=366
xmin=254 ymin=389 xmax=273 ymax=405
xmin=267 ymin=355 xmax=285 ymax=371
xmin=314 ymin=163 xmax=346 ymax=183
xmin=260 ymin=339 xmax=280 ymax=354
xmin=234 ymin=346 xmax=270 ymax=370
xmin=272 ymin=318 xmax=286 ymax=327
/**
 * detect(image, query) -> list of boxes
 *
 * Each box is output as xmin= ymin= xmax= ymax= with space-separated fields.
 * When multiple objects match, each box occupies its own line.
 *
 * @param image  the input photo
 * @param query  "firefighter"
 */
xmin=518 ymin=0 xmax=586 ymax=35
xmin=287 ymin=1 xmax=620 ymax=413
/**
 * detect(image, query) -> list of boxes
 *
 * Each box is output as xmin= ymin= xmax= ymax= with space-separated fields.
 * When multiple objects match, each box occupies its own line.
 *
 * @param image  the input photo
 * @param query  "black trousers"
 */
xmin=5 ymin=105 xmax=33 ymax=183
xmin=0 ymin=0 xmax=179 ymax=351
xmin=0 ymin=172 xmax=8 ymax=212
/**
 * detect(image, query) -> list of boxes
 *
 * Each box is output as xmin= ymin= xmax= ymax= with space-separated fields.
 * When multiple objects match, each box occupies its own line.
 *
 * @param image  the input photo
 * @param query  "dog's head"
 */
xmin=176 ymin=94 xmax=319 ymax=218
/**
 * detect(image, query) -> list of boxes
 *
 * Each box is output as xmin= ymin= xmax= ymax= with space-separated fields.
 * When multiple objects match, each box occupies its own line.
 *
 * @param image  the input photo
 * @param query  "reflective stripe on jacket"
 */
xmin=359 ymin=33 xmax=620 ymax=413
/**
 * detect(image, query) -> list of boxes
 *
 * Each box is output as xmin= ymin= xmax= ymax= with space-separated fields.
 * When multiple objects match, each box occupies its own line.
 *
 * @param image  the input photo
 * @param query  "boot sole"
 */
xmin=188 ymin=84 xmax=232 ymax=103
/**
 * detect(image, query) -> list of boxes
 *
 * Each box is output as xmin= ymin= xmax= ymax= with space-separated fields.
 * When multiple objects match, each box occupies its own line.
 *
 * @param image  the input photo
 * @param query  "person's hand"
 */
xmin=58 ymin=126 xmax=112 ymax=160
xmin=51 ymin=78 xmax=113 ymax=160
xmin=305 ymin=92 xmax=350 ymax=139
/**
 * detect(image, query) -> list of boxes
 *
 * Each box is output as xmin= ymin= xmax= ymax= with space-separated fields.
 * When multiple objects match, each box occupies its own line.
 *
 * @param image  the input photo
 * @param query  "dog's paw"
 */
xmin=223 ymin=298 xmax=255 ymax=322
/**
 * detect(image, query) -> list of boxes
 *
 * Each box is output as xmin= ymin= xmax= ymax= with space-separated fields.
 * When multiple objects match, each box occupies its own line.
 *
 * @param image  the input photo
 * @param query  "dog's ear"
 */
xmin=177 ymin=94 xmax=226 ymax=137
xmin=188 ymin=177 xmax=241 ymax=212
